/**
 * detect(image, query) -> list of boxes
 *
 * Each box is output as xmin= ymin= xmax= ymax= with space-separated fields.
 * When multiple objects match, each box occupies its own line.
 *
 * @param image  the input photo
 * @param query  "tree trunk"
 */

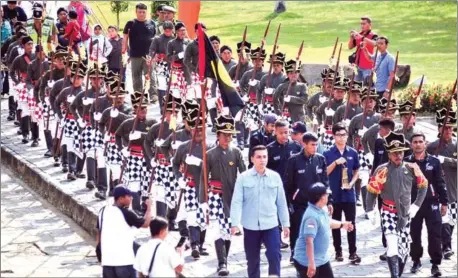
xmin=117 ymin=12 xmax=120 ymax=28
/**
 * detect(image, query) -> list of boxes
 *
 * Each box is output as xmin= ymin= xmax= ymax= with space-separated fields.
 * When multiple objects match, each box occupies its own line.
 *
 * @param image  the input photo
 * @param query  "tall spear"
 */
xmin=233 ymin=26 xmax=248 ymax=84
xmin=343 ymin=71 xmax=356 ymax=122
xmin=403 ymin=75 xmax=424 ymax=134
xmin=435 ymin=80 xmax=457 ymax=155
xmin=281 ymin=40 xmax=304 ymax=115
xmin=323 ymin=43 xmax=342 ymax=128
xmin=383 ymin=51 xmax=399 ymax=118
xmin=262 ymin=23 xmax=281 ymax=106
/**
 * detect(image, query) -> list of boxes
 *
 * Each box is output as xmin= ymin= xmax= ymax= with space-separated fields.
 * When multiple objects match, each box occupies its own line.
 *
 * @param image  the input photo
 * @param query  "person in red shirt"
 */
xmin=62 ymin=10 xmax=81 ymax=53
xmin=348 ymin=16 xmax=378 ymax=84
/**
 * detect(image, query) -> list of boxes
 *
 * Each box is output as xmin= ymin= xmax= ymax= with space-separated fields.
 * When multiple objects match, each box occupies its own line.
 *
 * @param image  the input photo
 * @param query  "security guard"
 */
xmin=284 ymin=132 xmax=330 ymax=263
xmin=427 ymin=109 xmax=458 ymax=260
xmin=247 ymin=113 xmax=277 ymax=168
xmin=405 ymin=132 xmax=447 ymax=277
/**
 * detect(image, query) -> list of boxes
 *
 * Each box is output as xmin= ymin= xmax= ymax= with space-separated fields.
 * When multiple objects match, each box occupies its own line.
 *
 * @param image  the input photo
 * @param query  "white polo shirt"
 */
xmin=134 ymin=238 xmax=183 ymax=277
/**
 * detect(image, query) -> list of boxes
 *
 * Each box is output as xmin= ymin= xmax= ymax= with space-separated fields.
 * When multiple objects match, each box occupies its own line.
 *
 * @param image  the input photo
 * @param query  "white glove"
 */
xmin=200 ymin=202 xmax=209 ymax=212
xmin=121 ymin=147 xmax=130 ymax=158
xmin=409 ymin=204 xmax=420 ymax=219
xmin=77 ymin=118 xmax=86 ymax=128
xmin=47 ymin=80 xmax=55 ymax=88
xmin=172 ymin=141 xmax=182 ymax=150
xmin=248 ymin=79 xmax=259 ymax=87
xmin=207 ymin=97 xmax=217 ymax=109
xmin=343 ymin=119 xmax=351 ymax=127
xmin=129 ymin=130 xmax=142 ymax=141
xmin=155 ymin=139 xmax=165 ymax=147
xmin=150 ymin=159 xmax=157 ymax=168
xmin=319 ymin=95 xmax=328 ymax=104
xmin=357 ymin=127 xmax=368 ymax=137
xmin=44 ymin=96 xmax=50 ymax=106
xmin=249 ymin=121 xmax=259 ymax=131
xmin=367 ymin=210 xmax=377 ymax=226
xmin=178 ymin=177 xmax=187 ymax=190
xmin=324 ymin=107 xmax=335 ymax=117
xmin=171 ymin=88 xmax=181 ymax=99
xmin=93 ymin=112 xmax=102 ymax=121
xmin=82 ymin=97 xmax=95 ymax=106
xmin=258 ymin=104 xmax=264 ymax=113
xmin=104 ymin=134 xmax=111 ymax=142
xmin=235 ymin=110 xmax=243 ymax=122
xmin=110 ymin=108 xmax=119 ymax=118
xmin=284 ymin=96 xmax=291 ymax=103
xmin=177 ymin=52 xmax=184 ymax=59
xmin=221 ymin=107 xmax=230 ymax=116
xmin=264 ymin=88 xmax=274 ymax=95
xmin=242 ymin=95 xmax=249 ymax=102
xmin=233 ymin=80 xmax=240 ymax=88
xmin=185 ymin=154 xmax=202 ymax=166
xmin=437 ymin=155 xmax=445 ymax=164
xmin=312 ymin=116 xmax=319 ymax=125
xmin=66 ymin=95 xmax=76 ymax=103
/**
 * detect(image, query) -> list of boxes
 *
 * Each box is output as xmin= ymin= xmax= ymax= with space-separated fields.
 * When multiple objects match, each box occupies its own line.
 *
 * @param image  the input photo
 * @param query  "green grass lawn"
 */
xmin=89 ymin=1 xmax=456 ymax=85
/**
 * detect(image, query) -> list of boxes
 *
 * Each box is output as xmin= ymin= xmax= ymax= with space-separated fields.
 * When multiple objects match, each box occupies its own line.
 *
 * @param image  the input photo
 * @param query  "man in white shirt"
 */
xmin=97 ymin=186 xmax=152 ymax=278
xmin=135 ymin=217 xmax=184 ymax=277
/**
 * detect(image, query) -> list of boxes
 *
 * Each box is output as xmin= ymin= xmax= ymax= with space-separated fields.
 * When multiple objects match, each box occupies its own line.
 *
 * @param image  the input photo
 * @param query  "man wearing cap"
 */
xmin=144 ymin=94 xmax=181 ymax=221
xmin=149 ymin=20 xmax=174 ymax=108
xmin=306 ymin=68 xmax=335 ymax=125
xmin=86 ymin=24 xmax=113 ymax=66
xmin=220 ymin=45 xmax=236 ymax=73
xmin=122 ymin=3 xmax=157 ymax=103
xmin=96 ymin=78 xmax=131 ymax=199
xmin=259 ymin=52 xmax=286 ymax=116
xmin=248 ymin=113 xmax=276 ymax=168
xmin=172 ymin=104 xmax=213 ymax=260
xmin=274 ymin=59 xmax=308 ymax=127
xmin=23 ymin=44 xmax=48 ymax=148
xmin=55 ymin=60 xmax=87 ymax=181
xmin=70 ymin=64 xmax=106 ymax=189
xmin=293 ymin=182 xmax=353 ymax=278
xmin=405 ymin=132 xmax=447 ymax=277
xmin=366 ymin=131 xmax=428 ymax=278
xmin=116 ymin=91 xmax=157 ymax=215
xmin=395 ymin=100 xmax=421 ymax=142
xmin=332 ymin=81 xmax=363 ymax=125
xmin=291 ymin=121 xmax=307 ymax=145
xmin=97 ymin=186 xmax=152 ymax=278
xmin=10 ymin=36 xmax=35 ymax=143
xmin=167 ymin=22 xmax=191 ymax=98
xmin=28 ymin=2 xmax=55 ymax=52
xmin=199 ymin=114 xmax=246 ymax=276
xmin=228 ymin=40 xmax=253 ymax=85
xmin=427 ymin=109 xmax=457 ymax=261
xmin=38 ymin=46 xmax=67 ymax=158
xmin=285 ymin=132 xmax=330 ymax=263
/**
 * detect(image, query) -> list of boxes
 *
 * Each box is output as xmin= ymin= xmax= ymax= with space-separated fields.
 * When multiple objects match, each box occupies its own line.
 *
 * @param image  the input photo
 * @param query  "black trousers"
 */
xmin=290 ymin=206 xmax=306 ymax=254
xmin=410 ymin=201 xmax=442 ymax=265
xmin=378 ymin=195 xmax=387 ymax=248
xmin=442 ymin=223 xmax=454 ymax=251
xmin=332 ymin=202 xmax=357 ymax=254
xmin=2 ymin=71 xmax=9 ymax=95
xmin=235 ymin=121 xmax=249 ymax=146
xmin=294 ymin=261 xmax=334 ymax=278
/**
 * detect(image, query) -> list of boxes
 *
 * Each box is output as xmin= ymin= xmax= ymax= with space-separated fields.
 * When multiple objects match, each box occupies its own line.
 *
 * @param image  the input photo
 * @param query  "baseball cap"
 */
xmin=308 ymin=182 xmax=332 ymax=203
xmin=291 ymin=122 xmax=307 ymax=134
xmin=113 ymin=185 xmax=132 ymax=200
xmin=263 ymin=113 xmax=277 ymax=125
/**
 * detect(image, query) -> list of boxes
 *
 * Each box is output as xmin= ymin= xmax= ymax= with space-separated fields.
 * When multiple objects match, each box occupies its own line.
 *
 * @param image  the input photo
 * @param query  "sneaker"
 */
xmin=86 ymin=181 xmax=95 ymax=189
xmin=22 ymin=137 xmax=29 ymax=144
xmin=199 ymin=247 xmax=209 ymax=256
xmin=44 ymin=150 xmax=52 ymax=157
xmin=67 ymin=172 xmax=77 ymax=181
xmin=217 ymin=264 xmax=229 ymax=276
xmin=410 ymin=260 xmax=422 ymax=274
xmin=62 ymin=164 xmax=69 ymax=173
xmin=94 ymin=190 xmax=106 ymax=200
xmin=431 ymin=264 xmax=442 ymax=277
xmin=14 ymin=121 xmax=20 ymax=126
xmin=356 ymin=199 xmax=362 ymax=206
xmin=235 ymin=230 xmax=242 ymax=236
xmin=76 ymin=172 xmax=86 ymax=179
xmin=443 ymin=248 xmax=454 ymax=259
xmin=7 ymin=114 xmax=15 ymax=121
xmin=379 ymin=252 xmax=387 ymax=261
xmin=168 ymin=221 xmax=179 ymax=232
xmin=191 ymin=247 xmax=200 ymax=259
xmin=349 ymin=253 xmax=361 ymax=264
xmin=335 ymin=251 xmax=344 ymax=262
xmin=31 ymin=139 xmax=39 ymax=147
xmin=280 ymin=241 xmax=289 ymax=249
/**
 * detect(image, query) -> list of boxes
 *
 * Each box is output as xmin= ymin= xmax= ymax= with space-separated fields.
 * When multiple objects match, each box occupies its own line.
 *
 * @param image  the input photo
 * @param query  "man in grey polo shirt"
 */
xmin=363 ymin=36 xmax=395 ymax=98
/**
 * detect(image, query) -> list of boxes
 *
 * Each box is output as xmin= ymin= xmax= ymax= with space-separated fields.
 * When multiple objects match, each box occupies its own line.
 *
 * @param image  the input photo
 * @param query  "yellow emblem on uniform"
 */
xmin=229 ymin=161 xmax=234 ymax=166
xmin=226 ymin=123 xmax=232 ymax=129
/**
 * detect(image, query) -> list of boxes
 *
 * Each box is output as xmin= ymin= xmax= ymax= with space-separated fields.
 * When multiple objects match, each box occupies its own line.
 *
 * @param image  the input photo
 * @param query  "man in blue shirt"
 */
xmin=363 ymin=36 xmax=395 ymax=98
xmin=293 ymin=182 xmax=353 ymax=278
xmin=324 ymin=123 xmax=361 ymax=264
xmin=231 ymin=145 xmax=290 ymax=278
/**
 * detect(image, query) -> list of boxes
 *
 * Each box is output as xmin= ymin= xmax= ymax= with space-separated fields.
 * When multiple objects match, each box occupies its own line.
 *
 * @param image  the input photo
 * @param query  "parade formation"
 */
xmin=1 ymin=1 xmax=457 ymax=278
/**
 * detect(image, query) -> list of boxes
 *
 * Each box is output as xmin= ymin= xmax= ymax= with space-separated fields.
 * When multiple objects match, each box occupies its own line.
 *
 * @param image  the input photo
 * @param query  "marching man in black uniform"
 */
xmin=258 ymin=52 xmax=286 ymax=115
xmin=332 ymin=80 xmax=363 ymax=125
xmin=228 ymin=41 xmax=253 ymax=87
xmin=366 ymin=131 xmax=428 ymax=278
xmin=167 ymin=22 xmax=191 ymax=99
xmin=199 ymin=114 xmax=246 ymax=276
xmin=395 ymin=100 xmax=421 ymax=142
xmin=405 ymin=132 xmax=448 ymax=277
xmin=306 ymin=68 xmax=336 ymax=125
xmin=427 ymin=109 xmax=457 ymax=260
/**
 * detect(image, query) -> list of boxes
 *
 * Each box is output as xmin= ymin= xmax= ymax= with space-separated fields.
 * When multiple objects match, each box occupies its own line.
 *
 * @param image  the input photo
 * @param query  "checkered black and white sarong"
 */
xmin=106 ymin=140 xmax=122 ymax=166
xmin=184 ymin=174 xmax=199 ymax=212
xmin=263 ymin=95 xmax=276 ymax=115
xmin=381 ymin=209 xmax=412 ymax=261
xmin=444 ymin=202 xmax=457 ymax=226
xmin=170 ymin=67 xmax=186 ymax=96
xmin=63 ymin=118 xmax=78 ymax=138
xmin=281 ymin=110 xmax=293 ymax=129
xmin=357 ymin=149 xmax=373 ymax=171
xmin=244 ymin=92 xmax=261 ymax=125
xmin=155 ymin=61 xmax=170 ymax=91
xmin=122 ymin=152 xmax=149 ymax=201
xmin=42 ymin=98 xmax=55 ymax=119
xmin=154 ymin=162 xmax=178 ymax=209
xmin=197 ymin=191 xmax=231 ymax=240
xmin=318 ymin=126 xmax=334 ymax=151
xmin=73 ymin=125 xmax=103 ymax=158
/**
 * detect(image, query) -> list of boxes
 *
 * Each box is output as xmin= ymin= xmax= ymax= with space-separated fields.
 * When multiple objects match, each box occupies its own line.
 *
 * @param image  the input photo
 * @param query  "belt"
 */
xmin=172 ymin=62 xmax=183 ymax=69
xmin=382 ymin=200 xmax=397 ymax=213
xmin=265 ymin=95 xmax=273 ymax=103
xmin=157 ymin=153 xmax=170 ymax=165
xmin=186 ymin=173 xmax=195 ymax=187
xmin=109 ymin=132 xmax=116 ymax=143
xmin=156 ymin=53 xmax=166 ymax=61
xmin=83 ymin=115 xmax=91 ymax=126
xmin=249 ymin=92 xmax=257 ymax=103
xmin=209 ymin=180 xmax=223 ymax=194
xmin=130 ymin=145 xmax=144 ymax=157
xmin=66 ymin=113 xmax=75 ymax=120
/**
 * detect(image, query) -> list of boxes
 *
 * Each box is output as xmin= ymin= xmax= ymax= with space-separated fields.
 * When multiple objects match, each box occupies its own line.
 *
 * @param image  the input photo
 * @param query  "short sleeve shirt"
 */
xmin=123 ymin=19 xmax=156 ymax=58
xmin=373 ymin=51 xmax=395 ymax=92
xmin=134 ymin=239 xmax=183 ymax=277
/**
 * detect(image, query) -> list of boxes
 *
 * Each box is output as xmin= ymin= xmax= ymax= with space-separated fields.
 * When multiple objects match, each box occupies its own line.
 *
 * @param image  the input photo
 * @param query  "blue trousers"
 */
xmin=102 ymin=265 xmax=135 ymax=278
xmin=244 ymin=227 xmax=281 ymax=278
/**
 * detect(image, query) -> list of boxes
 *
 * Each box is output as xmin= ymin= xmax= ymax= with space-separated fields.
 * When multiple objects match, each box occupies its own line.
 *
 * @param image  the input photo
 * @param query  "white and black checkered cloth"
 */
xmin=197 ymin=191 xmax=231 ymax=239
xmin=154 ymin=163 xmax=178 ymax=209
xmin=122 ymin=154 xmax=149 ymax=195
xmin=448 ymin=202 xmax=457 ymax=226
xmin=74 ymin=125 xmax=103 ymax=156
xmin=381 ymin=209 xmax=412 ymax=261
xmin=358 ymin=149 xmax=373 ymax=171
xmin=42 ymin=100 xmax=54 ymax=119
xmin=63 ymin=118 xmax=78 ymax=138
xmin=244 ymin=102 xmax=261 ymax=125
xmin=155 ymin=61 xmax=170 ymax=91
xmin=184 ymin=185 xmax=199 ymax=212
xmin=262 ymin=102 xmax=276 ymax=116
xmin=106 ymin=141 xmax=123 ymax=166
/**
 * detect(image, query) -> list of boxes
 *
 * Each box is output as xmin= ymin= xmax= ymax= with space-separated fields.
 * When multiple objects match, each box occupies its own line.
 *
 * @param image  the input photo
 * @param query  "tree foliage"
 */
xmin=151 ymin=1 xmax=176 ymax=19
xmin=110 ymin=1 xmax=129 ymax=27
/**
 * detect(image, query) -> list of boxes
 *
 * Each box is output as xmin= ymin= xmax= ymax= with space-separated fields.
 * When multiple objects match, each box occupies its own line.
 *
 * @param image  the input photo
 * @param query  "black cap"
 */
xmin=291 ymin=122 xmax=307 ymax=134
xmin=308 ymin=183 xmax=332 ymax=204
xmin=21 ymin=36 xmax=33 ymax=45
xmin=113 ymin=185 xmax=132 ymax=200
xmin=175 ymin=22 xmax=186 ymax=31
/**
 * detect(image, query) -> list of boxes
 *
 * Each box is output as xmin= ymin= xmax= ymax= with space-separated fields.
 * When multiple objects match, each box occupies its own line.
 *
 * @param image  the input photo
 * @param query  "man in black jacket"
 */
xmin=405 ymin=132 xmax=448 ymax=277
xmin=248 ymin=113 xmax=276 ymax=168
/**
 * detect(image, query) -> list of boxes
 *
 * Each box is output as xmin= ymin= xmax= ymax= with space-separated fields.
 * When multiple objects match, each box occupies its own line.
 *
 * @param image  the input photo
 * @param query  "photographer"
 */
xmin=348 ymin=16 xmax=377 ymax=84
xmin=362 ymin=36 xmax=395 ymax=98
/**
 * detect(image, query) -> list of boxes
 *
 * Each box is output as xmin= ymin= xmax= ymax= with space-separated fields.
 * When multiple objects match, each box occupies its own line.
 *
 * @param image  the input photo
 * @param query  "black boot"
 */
xmin=225 ymin=240 xmax=231 ymax=257
xmin=31 ymin=121 xmax=39 ymax=141
xmin=7 ymin=112 xmax=15 ymax=121
xmin=387 ymin=256 xmax=400 ymax=278
xmin=76 ymin=156 xmax=86 ymax=178
xmin=61 ymin=145 xmax=68 ymax=171
xmin=67 ymin=152 xmax=77 ymax=180
xmin=95 ymin=168 xmax=108 ymax=200
xmin=399 ymin=256 xmax=407 ymax=277
xmin=86 ymin=158 xmax=96 ymax=189
xmin=199 ymin=230 xmax=209 ymax=256
xmin=189 ymin=227 xmax=201 ymax=259
xmin=215 ymin=239 xmax=229 ymax=276
xmin=44 ymin=130 xmax=53 ymax=157
xmin=21 ymin=115 xmax=30 ymax=142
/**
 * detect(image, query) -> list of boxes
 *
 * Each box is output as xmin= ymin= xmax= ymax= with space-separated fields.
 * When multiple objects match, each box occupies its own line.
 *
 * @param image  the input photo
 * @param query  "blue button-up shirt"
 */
xmin=372 ymin=51 xmax=395 ymax=92
xmin=324 ymin=145 xmax=360 ymax=203
xmin=230 ymin=168 xmax=290 ymax=230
